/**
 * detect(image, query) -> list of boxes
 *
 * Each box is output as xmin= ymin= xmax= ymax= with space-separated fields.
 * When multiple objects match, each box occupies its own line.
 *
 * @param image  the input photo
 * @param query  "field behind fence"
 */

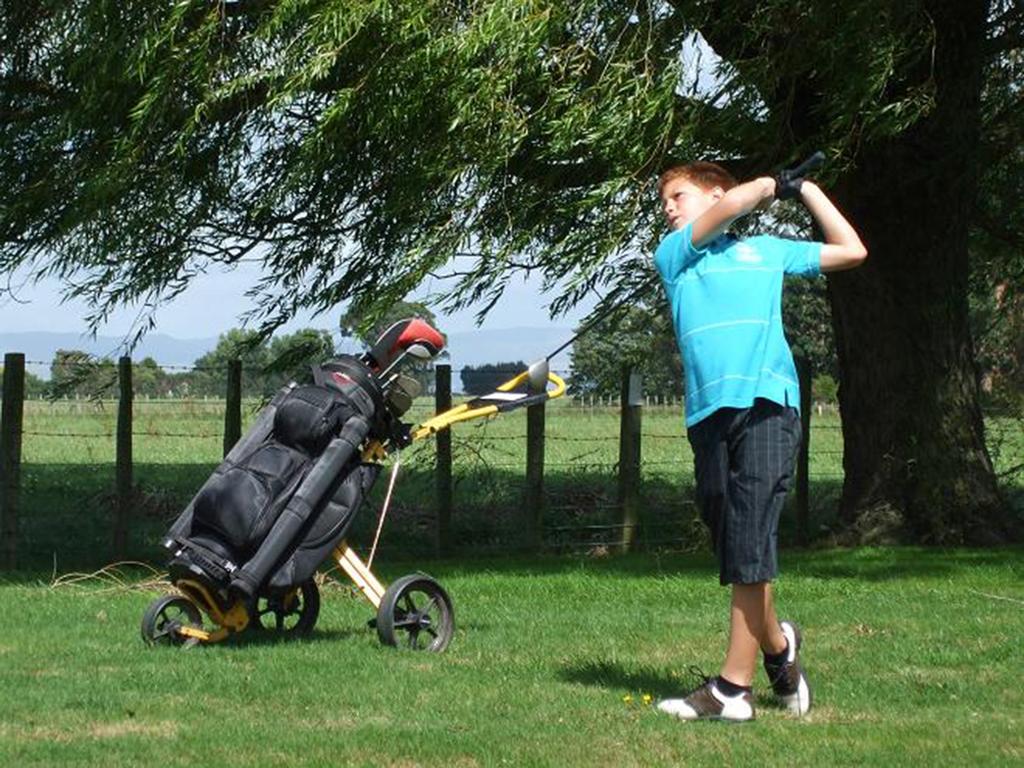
xmin=2 ymin=354 xmax=1023 ymax=573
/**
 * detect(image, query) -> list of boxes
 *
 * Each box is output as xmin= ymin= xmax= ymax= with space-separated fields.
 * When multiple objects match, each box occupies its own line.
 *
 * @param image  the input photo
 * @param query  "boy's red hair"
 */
xmin=658 ymin=162 xmax=737 ymax=197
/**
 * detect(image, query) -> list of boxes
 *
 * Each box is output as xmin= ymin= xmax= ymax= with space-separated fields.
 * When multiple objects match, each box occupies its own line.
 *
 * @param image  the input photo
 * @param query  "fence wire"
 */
xmin=4 ymin=355 xmax=1023 ymax=569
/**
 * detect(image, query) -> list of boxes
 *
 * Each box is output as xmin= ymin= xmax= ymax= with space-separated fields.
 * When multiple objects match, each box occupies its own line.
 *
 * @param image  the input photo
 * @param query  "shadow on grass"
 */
xmin=378 ymin=545 xmax=1024 ymax=585
xmin=222 ymin=626 xmax=366 ymax=648
xmin=788 ymin=546 xmax=1024 ymax=581
xmin=8 ymin=463 xmax=1021 ymax=585
xmin=557 ymin=659 xmax=685 ymax=698
xmin=14 ymin=462 xmax=215 ymax=572
xmin=11 ymin=462 xmax=707 ymax=573
xmin=136 ymin=627 xmax=371 ymax=652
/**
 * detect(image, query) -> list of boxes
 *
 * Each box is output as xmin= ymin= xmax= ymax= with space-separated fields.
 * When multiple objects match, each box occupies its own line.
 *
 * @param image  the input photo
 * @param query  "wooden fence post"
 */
xmin=114 ymin=356 xmax=133 ymax=559
xmin=618 ymin=368 xmax=642 ymax=552
xmin=224 ymin=358 xmax=242 ymax=457
xmin=1 ymin=353 xmax=25 ymax=570
xmin=434 ymin=364 xmax=453 ymax=557
xmin=795 ymin=356 xmax=812 ymax=545
xmin=526 ymin=399 xmax=546 ymax=552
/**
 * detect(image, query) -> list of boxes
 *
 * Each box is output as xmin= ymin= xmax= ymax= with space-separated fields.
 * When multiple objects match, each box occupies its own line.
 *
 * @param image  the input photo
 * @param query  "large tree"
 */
xmin=568 ymin=303 xmax=683 ymax=399
xmin=190 ymin=328 xmax=271 ymax=397
xmin=190 ymin=327 xmax=335 ymax=395
xmin=1 ymin=0 xmax=1021 ymax=541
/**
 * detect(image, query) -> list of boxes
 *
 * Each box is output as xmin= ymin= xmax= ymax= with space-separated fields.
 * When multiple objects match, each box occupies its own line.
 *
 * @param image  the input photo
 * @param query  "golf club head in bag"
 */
xmin=366 ymin=318 xmax=445 ymax=377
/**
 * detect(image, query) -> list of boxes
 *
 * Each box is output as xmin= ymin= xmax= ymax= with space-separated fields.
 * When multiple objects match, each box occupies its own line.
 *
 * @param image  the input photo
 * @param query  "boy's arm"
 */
xmin=798 ymin=181 xmax=868 ymax=272
xmin=691 ymin=177 xmax=776 ymax=248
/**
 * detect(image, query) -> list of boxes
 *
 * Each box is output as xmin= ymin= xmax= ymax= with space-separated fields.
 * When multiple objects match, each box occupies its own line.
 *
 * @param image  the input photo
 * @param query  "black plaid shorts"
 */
xmin=687 ymin=398 xmax=801 ymax=585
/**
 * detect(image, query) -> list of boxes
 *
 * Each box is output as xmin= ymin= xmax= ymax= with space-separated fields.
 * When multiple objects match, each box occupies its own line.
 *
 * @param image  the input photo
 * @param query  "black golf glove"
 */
xmin=774 ymin=170 xmax=804 ymax=201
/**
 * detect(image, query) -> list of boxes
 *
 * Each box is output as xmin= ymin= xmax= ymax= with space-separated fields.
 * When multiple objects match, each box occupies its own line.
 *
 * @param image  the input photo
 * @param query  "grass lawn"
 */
xmin=2 ymin=547 xmax=1022 ymax=767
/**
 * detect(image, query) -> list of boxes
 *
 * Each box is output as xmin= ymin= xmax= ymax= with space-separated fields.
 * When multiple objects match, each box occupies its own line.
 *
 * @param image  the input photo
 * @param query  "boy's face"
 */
xmin=660 ymin=177 xmax=724 ymax=231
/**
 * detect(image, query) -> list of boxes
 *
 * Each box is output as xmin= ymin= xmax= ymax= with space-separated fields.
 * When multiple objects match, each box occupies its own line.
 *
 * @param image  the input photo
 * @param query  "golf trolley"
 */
xmin=140 ymin=317 xmax=565 ymax=652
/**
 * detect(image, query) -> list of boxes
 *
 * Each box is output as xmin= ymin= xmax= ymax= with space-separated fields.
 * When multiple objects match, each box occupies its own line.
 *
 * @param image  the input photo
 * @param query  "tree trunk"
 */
xmin=828 ymin=0 xmax=1017 ymax=544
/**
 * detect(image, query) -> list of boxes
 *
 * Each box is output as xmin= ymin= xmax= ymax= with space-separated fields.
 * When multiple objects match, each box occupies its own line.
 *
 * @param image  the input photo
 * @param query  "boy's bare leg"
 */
xmin=720 ymin=582 xmax=788 ymax=686
xmin=761 ymin=583 xmax=788 ymax=654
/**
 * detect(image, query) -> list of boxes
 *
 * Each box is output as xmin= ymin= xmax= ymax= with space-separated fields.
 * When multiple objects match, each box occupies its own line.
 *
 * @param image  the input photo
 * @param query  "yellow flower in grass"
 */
xmin=622 ymin=694 xmax=633 ymax=705
xmin=642 ymin=694 xmax=653 ymax=705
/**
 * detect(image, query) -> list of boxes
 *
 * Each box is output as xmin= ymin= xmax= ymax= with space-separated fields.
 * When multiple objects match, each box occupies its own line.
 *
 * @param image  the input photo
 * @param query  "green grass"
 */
xmin=11 ymin=398 xmax=1024 ymax=570
xmin=1 ymin=547 xmax=1022 ymax=766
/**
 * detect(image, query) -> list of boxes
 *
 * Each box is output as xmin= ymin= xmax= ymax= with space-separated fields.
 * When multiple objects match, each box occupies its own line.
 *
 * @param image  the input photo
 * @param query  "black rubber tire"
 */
xmin=376 ymin=573 xmax=454 ymax=652
xmin=141 ymin=595 xmax=203 ymax=648
xmin=253 ymin=579 xmax=320 ymax=636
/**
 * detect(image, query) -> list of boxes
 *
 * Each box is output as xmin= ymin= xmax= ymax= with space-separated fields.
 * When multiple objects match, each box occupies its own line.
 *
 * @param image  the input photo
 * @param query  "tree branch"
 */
xmin=986 ymin=29 xmax=1024 ymax=55
xmin=972 ymin=204 xmax=1024 ymax=255
xmin=0 ymin=73 xmax=65 ymax=99
xmin=986 ymin=2 xmax=1023 ymax=55
xmin=505 ymin=145 xmax=613 ymax=191
xmin=989 ymin=1 xmax=1022 ymax=31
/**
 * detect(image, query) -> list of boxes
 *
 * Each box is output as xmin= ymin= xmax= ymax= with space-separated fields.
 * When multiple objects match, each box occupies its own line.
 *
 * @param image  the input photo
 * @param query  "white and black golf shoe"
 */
xmin=656 ymin=672 xmax=755 ymax=722
xmin=764 ymin=620 xmax=812 ymax=716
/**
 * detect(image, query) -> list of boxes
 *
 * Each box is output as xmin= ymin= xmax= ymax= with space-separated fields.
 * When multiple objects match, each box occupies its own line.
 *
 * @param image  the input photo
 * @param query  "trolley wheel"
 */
xmin=141 ymin=595 xmax=203 ymax=648
xmin=376 ymin=574 xmax=454 ymax=652
xmin=253 ymin=579 xmax=320 ymax=636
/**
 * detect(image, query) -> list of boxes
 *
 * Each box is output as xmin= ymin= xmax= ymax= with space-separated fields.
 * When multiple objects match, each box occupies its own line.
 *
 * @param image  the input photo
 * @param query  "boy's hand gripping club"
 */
xmin=774 ymin=151 xmax=825 ymax=200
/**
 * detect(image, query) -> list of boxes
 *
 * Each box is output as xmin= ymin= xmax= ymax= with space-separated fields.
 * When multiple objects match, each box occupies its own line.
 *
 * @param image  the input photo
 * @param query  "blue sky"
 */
xmin=0 ymin=259 xmax=596 ymax=341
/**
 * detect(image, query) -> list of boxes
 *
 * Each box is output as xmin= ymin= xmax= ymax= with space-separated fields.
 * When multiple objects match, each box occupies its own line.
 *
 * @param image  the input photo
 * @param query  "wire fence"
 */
xmin=2 ymin=352 xmax=1022 ymax=571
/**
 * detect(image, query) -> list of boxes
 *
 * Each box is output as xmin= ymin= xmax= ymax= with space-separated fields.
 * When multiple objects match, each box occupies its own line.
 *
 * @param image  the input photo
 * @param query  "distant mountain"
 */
xmin=0 ymin=332 xmax=218 ymax=378
xmin=0 ymin=326 xmax=576 ymax=379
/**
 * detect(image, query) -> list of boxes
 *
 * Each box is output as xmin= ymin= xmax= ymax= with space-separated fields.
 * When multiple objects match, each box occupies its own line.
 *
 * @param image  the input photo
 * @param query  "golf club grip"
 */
xmin=788 ymin=151 xmax=826 ymax=178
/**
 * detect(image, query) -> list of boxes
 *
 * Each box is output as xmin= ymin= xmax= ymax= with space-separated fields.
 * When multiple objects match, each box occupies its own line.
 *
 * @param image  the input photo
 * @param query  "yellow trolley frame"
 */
xmin=167 ymin=368 xmax=566 ymax=646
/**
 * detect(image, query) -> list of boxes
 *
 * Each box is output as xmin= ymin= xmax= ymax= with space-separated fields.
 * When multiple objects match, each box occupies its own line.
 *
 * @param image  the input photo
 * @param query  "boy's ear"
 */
xmin=709 ymin=186 xmax=725 ymax=202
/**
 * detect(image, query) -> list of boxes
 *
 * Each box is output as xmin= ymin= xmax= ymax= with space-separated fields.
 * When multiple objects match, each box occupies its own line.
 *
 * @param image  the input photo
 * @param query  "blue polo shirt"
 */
xmin=654 ymin=223 xmax=821 ymax=427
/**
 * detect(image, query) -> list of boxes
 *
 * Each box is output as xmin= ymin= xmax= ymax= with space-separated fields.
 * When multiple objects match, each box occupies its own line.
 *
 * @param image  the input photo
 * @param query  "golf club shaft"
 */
xmin=788 ymin=151 xmax=825 ymax=178
xmin=544 ymin=279 xmax=657 ymax=363
xmin=544 ymin=152 xmax=825 ymax=364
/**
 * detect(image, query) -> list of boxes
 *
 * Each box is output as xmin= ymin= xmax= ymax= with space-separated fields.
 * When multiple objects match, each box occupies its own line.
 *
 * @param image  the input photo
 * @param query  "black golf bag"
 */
xmin=160 ymin=318 xmax=444 ymax=616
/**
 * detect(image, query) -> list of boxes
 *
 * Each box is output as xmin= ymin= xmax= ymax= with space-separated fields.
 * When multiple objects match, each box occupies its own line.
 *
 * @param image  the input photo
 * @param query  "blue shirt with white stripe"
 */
xmin=654 ymin=224 xmax=821 ymax=427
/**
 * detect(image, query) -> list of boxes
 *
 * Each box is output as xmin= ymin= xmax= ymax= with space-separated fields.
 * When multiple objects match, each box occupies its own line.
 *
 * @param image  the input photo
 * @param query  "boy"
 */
xmin=652 ymin=160 xmax=867 ymax=721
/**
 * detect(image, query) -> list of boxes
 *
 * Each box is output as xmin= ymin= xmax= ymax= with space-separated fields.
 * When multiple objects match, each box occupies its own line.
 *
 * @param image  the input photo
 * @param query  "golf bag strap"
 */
xmin=168 ymin=536 xmax=239 ymax=576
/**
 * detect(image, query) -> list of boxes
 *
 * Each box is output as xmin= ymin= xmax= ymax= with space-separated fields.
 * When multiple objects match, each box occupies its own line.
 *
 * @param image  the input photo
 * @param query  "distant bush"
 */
xmin=460 ymin=362 xmax=526 ymax=395
xmin=813 ymin=374 xmax=838 ymax=404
